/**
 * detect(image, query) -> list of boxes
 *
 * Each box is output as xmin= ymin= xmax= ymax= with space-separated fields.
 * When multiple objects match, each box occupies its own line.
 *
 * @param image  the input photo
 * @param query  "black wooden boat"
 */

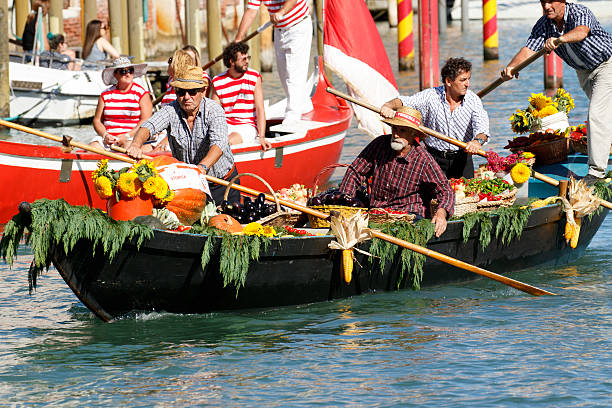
xmin=50 ymin=203 xmax=608 ymax=322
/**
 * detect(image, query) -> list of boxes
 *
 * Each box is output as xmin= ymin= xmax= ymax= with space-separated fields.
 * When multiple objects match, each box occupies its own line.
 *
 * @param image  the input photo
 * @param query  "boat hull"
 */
xmin=50 ymin=204 xmax=608 ymax=321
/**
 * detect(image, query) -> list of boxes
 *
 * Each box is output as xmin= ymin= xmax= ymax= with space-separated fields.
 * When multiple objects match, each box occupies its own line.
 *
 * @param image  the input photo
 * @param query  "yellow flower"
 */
xmin=262 ymin=225 xmax=276 ymax=237
xmin=511 ymin=163 xmax=531 ymax=184
xmin=521 ymin=152 xmax=535 ymax=159
xmin=142 ymin=177 xmax=157 ymax=195
xmin=243 ymin=222 xmax=264 ymax=236
xmin=117 ymin=172 xmax=142 ymax=198
xmin=94 ymin=176 xmax=113 ymax=199
xmin=538 ymin=104 xmax=559 ymax=118
xmin=92 ymin=159 xmax=109 ymax=181
xmin=153 ymin=177 xmax=169 ymax=200
xmin=158 ymin=189 xmax=175 ymax=205
xmin=529 ymin=93 xmax=553 ymax=110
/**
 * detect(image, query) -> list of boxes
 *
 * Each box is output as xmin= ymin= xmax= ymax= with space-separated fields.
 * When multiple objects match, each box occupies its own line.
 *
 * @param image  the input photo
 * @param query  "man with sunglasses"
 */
xmin=127 ymin=66 xmax=240 ymax=205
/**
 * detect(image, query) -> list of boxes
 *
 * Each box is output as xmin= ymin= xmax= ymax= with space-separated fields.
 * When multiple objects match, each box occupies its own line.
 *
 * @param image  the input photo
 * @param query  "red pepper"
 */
xmin=176 ymin=225 xmax=192 ymax=232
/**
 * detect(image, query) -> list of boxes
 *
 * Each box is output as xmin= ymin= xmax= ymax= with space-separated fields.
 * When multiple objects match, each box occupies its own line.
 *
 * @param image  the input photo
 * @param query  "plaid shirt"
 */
xmin=399 ymin=87 xmax=489 ymax=152
xmin=142 ymin=98 xmax=234 ymax=179
xmin=339 ymin=135 xmax=455 ymax=217
xmin=525 ymin=3 xmax=612 ymax=71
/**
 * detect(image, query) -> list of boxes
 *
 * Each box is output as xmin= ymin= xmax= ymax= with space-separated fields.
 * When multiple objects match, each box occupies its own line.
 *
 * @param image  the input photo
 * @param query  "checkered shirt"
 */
xmin=525 ymin=3 xmax=612 ymax=71
xmin=399 ymin=87 xmax=489 ymax=152
xmin=142 ymin=98 xmax=234 ymax=179
xmin=339 ymin=135 xmax=455 ymax=217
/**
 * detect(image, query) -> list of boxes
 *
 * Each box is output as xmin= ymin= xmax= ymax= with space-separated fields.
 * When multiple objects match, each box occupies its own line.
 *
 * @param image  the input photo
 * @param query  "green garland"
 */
xmin=591 ymin=172 xmax=612 ymax=218
xmin=0 ymin=199 xmax=153 ymax=292
xmin=368 ymin=219 xmax=436 ymax=290
xmin=457 ymin=205 xmax=531 ymax=249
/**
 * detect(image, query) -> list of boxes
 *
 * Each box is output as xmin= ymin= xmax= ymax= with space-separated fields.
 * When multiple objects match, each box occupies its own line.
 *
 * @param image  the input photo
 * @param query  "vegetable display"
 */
xmin=218 ymin=193 xmax=277 ymax=224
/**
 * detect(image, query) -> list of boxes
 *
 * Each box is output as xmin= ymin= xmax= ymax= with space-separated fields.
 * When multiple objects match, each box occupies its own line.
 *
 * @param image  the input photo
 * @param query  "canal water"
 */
xmin=1 ymin=18 xmax=611 ymax=407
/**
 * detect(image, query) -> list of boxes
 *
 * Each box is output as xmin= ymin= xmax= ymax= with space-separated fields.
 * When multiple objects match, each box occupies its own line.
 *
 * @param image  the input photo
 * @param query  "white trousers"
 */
xmin=576 ymin=56 xmax=612 ymax=178
xmin=274 ymin=15 xmax=314 ymax=121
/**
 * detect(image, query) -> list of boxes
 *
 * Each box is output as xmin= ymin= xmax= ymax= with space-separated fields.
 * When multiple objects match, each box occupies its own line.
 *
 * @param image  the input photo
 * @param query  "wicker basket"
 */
xmin=526 ymin=137 xmax=569 ymax=165
xmin=475 ymin=188 xmax=518 ymax=212
xmin=307 ymin=205 xmax=367 ymax=228
xmin=368 ymin=208 xmax=416 ymax=224
xmin=570 ymin=139 xmax=612 ymax=155
xmin=431 ymin=195 xmax=479 ymax=218
xmin=311 ymin=163 xmax=350 ymax=196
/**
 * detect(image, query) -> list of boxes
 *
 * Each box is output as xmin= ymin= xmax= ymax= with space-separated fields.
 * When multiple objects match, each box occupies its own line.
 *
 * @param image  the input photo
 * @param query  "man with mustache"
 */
xmin=339 ymin=107 xmax=455 ymax=237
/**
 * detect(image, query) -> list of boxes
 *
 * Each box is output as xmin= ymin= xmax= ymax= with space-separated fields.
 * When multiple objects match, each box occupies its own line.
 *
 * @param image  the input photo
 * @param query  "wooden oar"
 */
xmin=3 ymin=121 xmax=554 ymax=295
xmin=477 ymin=40 xmax=560 ymax=99
xmin=152 ymin=21 xmax=273 ymax=106
xmin=325 ymin=87 xmax=612 ymax=211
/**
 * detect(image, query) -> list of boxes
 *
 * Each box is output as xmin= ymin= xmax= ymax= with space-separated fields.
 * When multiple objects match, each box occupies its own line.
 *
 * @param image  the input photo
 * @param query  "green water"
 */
xmin=1 ymin=18 xmax=611 ymax=407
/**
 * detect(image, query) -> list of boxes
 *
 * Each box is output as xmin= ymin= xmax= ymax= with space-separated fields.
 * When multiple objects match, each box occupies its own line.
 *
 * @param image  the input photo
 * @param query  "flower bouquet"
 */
xmin=509 ymin=88 xmax=575 ymax=134
xmin=92 ymin=159 xmax=174 ymax=220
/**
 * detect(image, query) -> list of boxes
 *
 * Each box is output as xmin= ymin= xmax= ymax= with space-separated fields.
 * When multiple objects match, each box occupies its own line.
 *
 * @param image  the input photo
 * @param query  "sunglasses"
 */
xmin=175 ymin=87 xmax=203 ymax=97
xmin=115 ymin=67 xmax=134 ymax=75
xmin=168 ymin=57 xmax=173 ymax=64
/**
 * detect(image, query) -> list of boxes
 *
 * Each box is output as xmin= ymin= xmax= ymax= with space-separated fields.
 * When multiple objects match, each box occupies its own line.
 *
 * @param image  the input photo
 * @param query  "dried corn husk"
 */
xmin=557 ymin=177 xmax=602 ymax=246
xmin=328 ymin=210 xmax=374 ymax=282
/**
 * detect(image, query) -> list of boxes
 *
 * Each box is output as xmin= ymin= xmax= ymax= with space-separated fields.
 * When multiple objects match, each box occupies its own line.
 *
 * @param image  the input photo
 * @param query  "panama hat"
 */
xmin=170 ymin=66 xmax=209 ymax=89
xmin=101 ymin=57 xmax=148 ymax=85
xmin=381 ymin=106 xmax=427 ymax=136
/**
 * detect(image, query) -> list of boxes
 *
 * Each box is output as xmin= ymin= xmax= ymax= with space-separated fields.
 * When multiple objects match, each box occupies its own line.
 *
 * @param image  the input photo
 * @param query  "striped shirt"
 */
xmin=339 ymin=135 xmax=455 ymax=217
xmin=101 ymin=82 xmax=149 ymax=136
xmin=141 ymin=98 xmax=234 ymax=179
xmin=161 ymin=72 xmax=211 ymax=106
xmin=525 ymin=3 xmax=612 ymax=71
xmin=212 ymin=68 xmax=261 ymax=128
xmin=399 ymin=87 xmax=489 ymax=152
xmin=248 ymin=0 xmax=309 ymax=29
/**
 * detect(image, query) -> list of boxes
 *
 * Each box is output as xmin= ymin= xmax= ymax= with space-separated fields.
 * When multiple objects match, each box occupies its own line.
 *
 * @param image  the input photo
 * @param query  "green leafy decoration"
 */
xmin=495 ymin=206 xmax=532 ymax=245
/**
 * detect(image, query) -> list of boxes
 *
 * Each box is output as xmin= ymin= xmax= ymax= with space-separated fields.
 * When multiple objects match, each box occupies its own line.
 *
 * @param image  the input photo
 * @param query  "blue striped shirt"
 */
xmin=399 ymin=87 xmax=489 ymax=152
xmin=141 ymin=98 xmax=234 ymax=179
xmin=525 ymin=3 xmax=612 ymax=71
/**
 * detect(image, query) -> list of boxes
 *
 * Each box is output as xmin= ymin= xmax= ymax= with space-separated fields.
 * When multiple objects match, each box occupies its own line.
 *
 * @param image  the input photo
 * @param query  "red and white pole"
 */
xmin=544 ymin=51 xmax=563 ymax=90
xmin=418 ymin=0 xmax=439 ymax=89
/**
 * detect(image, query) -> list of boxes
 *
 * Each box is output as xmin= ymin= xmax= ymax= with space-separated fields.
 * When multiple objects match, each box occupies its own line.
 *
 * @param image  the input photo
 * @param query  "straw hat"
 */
xmin=170 ymin=66 xmax=208 ymax=89
xmin=101 ymin=57 xmax=148 ymax=85
xmin=381 ymin=106 xmax=427 ymax=136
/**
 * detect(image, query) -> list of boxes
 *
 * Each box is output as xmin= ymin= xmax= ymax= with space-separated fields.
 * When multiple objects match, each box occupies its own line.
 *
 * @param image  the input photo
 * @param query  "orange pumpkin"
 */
xmin=208 ymin=214 xmax=243 ymax=233
xmin=150 ymin=155 xmax=207 ymax=226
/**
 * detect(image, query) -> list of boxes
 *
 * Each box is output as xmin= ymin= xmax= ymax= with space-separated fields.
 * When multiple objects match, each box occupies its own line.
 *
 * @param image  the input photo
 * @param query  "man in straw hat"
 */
xmin=339 ymin=107 xmax=455 ymax=237
xmin=501 ymin=0 xmax=612 ymax=186
xmin=380 ymin=57 xmax=490 ymax=179
xmin=127 ymin=65 xmax=240 ymax=205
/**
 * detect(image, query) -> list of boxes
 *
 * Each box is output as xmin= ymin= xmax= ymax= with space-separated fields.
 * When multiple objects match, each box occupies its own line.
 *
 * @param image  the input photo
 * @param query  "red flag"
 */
xmin=324 ymin=0 xmax=399 ymax=137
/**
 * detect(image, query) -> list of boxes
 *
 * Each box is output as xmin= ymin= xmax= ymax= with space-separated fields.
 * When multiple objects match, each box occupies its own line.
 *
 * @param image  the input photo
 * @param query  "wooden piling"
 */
xmin=418 ymin=0 xmax=439 ymax=89
xmin=186 ymin=0 xmax=201 ymax=55
xmin=15 ymin=0 xmax=29 ymax=41
xmin=260 ymin=6 xmax=273 ymax=72
xmin=398 ymin=0 xmax=415 ymax=71
xmin=248 ymin=6 xmax=261 ymax=73
xmin=388 ymin=0 xmax=398 ymax=27
xmin=48 ymin=0 xmax=63 ymax=35
xmin=207 ymin=0 xmax=223 ymax=75
xmin=482 ymin=0 xmax=499 ymax=60
xmin=438 ymin=0 xmax=446 ymax=37
xmin=81 ymin=0 xmax=97 ymax=43
xmin=108 ymin=0 xmax=122 ymax=54
xmin=1 ymin=0 xmax=9 ymax=119
xmin=127 ymin=0 xmax=145 ymax=62
xmin=120 ymin=0 xmax=129 ymax=57
xmin=461 ymin=0 xmax=469 ymax=32
xmin=544 ymin=51 xmax=563 ymax=90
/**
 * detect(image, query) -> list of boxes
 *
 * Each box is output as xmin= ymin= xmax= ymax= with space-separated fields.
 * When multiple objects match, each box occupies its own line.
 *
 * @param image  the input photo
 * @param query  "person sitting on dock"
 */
xmin=380 ymin=57 xmax=490 ymax=179
xmin=82 ymin=20 xmax=120 ymax=71
xmin=126 ymin=66 xmax=240 ymax=205
xmin=211 ymin=42 xmax=271 ymax=151
xmin=500 ymin=0 xmax=612 ymax=186
xmin=90 ymin=57 xmax=152 ymax=150
xmin=339 ymin=107 xmax=455 ymax=237
xmin=235 ymin=0 xmax=313 ymax=126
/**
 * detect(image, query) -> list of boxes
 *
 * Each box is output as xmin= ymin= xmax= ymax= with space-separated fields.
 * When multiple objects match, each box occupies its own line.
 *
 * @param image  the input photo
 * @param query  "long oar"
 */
xmin=325 ymin=87 xmax=612 ymax=211
xmin=152 ymin=21 xmax=273 ymax=106
xmin=3 ymin=121 xmax=554 ymax=295
xmin=477 ymin=40 xmax=560 ymax=99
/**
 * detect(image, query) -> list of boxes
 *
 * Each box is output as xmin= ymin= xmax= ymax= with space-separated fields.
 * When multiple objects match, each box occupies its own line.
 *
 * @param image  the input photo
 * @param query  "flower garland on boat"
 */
xmin=92 ymin=159 xmax=174 ymax=206
xmin=509 ymin=88 xmax=575 ymax=134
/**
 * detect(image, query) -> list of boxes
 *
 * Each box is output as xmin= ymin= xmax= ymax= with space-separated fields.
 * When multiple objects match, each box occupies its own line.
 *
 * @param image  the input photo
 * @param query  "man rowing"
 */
xmin=380 ymin=57 xmax=490 ymax=179
xmin=339 ymin=107 xmax=455 ymax=237
xmin=500 ymin=0 xmax=612 ymax=185
xmin=126 ymin=66 xmax=240 ymax=205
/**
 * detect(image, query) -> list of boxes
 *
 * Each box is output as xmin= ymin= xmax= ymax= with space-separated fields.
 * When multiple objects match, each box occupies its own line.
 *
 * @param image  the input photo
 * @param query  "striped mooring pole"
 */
xmin=418 ymin=0 xmax=440 ymax=89
xmin=482 ymin=0 xmax=499 ymax=60
xmin=544 ymin=51 xmax=563 ymax=90
xmin=398 ymin=0 xmax=415 ymax=71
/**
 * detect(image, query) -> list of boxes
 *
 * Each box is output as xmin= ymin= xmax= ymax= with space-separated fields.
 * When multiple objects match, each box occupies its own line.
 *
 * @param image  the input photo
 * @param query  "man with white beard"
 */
xmin=338 ymin=107 xmax=455 ymax=237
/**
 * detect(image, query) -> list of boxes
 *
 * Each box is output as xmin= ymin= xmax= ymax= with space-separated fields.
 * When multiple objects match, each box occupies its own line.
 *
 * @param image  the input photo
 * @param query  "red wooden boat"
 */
xmin=0 ymin=58 xmax=352 ymax=227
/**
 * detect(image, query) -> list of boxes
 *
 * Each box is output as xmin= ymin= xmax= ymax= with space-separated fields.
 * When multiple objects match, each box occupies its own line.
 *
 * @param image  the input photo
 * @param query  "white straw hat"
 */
xmin=101 ymin=57 xmax=148 ymax=85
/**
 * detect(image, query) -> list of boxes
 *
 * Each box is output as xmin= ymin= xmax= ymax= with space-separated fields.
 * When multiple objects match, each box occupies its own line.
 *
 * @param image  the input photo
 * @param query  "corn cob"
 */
xmin=570 ymin=217 xmax=581 ymax=248
xmin=342 ymin=249 xmax=353 ymax=283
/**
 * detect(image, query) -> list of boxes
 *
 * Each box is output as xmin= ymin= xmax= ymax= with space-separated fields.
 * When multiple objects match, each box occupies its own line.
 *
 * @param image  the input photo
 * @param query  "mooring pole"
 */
xmin=388 ymin=0 xmax=398 ymax=27
xmin=438 ymin=0 xmax=446 ymax=37
xmin=398 ymin=0 xmax=415 ymax=71
xmin=207 ymin=0 xmax=223 ymax=76
xmin=544 ymin=51 xmax=563 ymax=90
xmin=185 ymin=0 xmax=201 ymax=54
xmin=259 ymin=5 xmax=273 ymax=72
xmin=81 ymin=0 xmax=97 ymax=43
xmin=461 ymin=0 xmax=469 ymax=32
xmin=48 ymin=0 xmax=63 ymax=35
xmin=127 ymin=0 xmax=145 ymax=62
xmin=247 ymin=4 xmax=261 ymax=73
xmin=482 ymin=0 xmax=498 ymax=60
xmin=15 ymin=0 xmax=29 ymax=41
xmin=418 ymin=0 xmax=439 ymax=89
xmin=120 ymin=0 xmax=129 ymax=56
xmin=1 ymin=0 xmax=10 ymax=119
xmin=108 ymin=0 xmax=122 ymax=53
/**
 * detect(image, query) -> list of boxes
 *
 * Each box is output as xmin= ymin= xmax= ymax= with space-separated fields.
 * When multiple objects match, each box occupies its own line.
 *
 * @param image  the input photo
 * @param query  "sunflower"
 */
xmin=243 ymin=222 xmax=264 ymax=236
xmin=117 ymin=172 xmax=143 ymax=198
xmin=262 ymin=225 xmax=276 ymax=237
xmin=538 ymin=104 xmax=559 ymax=118
xmin=510 ymin=163 xmax=531 ymax=184
xmin=529 ymin=93 xmax=552 ymax=110
xmin=142 ymin=177 xmax=157 ymax=195
xmin=93 ymin=176 xmax=113 ymax=199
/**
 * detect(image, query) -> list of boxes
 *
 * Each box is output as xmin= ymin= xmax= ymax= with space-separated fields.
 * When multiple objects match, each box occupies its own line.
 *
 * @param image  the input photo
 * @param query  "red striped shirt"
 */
xmin=212 ymin=68 xmax=261 ymax=128
xmin=248 ymin=0 xmax=309 ymax=29
xmin=161 ymin=71 xmax=211 ymax=106
xmin=101 ymin=82 xmax=149 ymax=136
